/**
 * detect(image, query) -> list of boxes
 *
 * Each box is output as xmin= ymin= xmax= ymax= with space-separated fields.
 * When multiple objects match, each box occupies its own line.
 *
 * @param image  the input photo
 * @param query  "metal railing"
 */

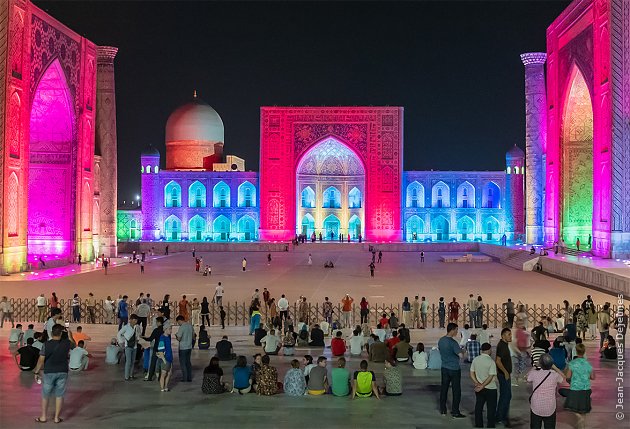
xmin=1 ymin=297 xmax=590 ymax=329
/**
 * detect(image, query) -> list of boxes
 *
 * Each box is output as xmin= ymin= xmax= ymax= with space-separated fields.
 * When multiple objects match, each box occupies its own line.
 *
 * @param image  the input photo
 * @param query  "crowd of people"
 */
xmin=6 ymin=282 xmax=626 ymax=427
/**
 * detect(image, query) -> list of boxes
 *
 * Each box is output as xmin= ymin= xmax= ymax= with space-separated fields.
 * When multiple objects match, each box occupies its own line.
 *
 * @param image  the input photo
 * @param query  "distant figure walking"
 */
xmin=140 ymin=261 xmax=145 ymax=274
xmin=369 ymin=262 xmax=375 ymax=277
xmin=587 ymin=234 xmax=592 ymax=248
xmin=308 ymin=254 xmax=313 ymax=266
xmin=242 ymin=258 xmax=247 ymax=272
xmin=378 ymin=251 xmax=382 ymax=263
xmin=576 ymin=238 xmax=581 ymax=251
xmin=420 ymin=251 xmax=425 ymax=263
xmin=77 ymin=254 xmax=82 ymax=266
xmin=165 ymin=245 xmax=169 ymax=255
xmin=103 ymin=258 xmax=109 ymax=275
xmin=267 ymin=253 xmax=272 ymax=265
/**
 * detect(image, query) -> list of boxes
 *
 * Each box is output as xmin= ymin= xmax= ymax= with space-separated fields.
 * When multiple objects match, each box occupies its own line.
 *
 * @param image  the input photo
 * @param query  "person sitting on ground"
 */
xmin=307 ymin=356 xmax=329 ymax=395
xmin=251 ymin=354 xmax=262 ymax=391
xmin=284 ymin=359 xmax=307 ymax=396
xmin=23 ymin=324 xmax=36 ymax=344
xmin=465 ymin=334 xmax=481 ymax=363
xmin=331 ymin=331 xmax=346 ymax=356
xmin=352 ymin=360 xmax=380 ymax=399
xmin=282 ymin=326 xmax=297 ymax=356
xmin=549 ymin=338 xmax=568 ymax=370
xmin=254 ymin=323 xmax=267 ymax=347
xmin=105 ymin=338 xmax=122 ymax=365
xmin=308 ymin=324 xmax=325 ymax=347
xmin=72 ymin=326 xmax=92 ymax=344
xmin=32 ymin=332 xmax=44 ymax=351
xmin=69 ymin=340 xmax=91 ymax=371
xmin=349 ymin=328 xmax=365 ymax=356
xmin=216 ymin=335 xmax=236 ymax=361
xmin=369 ymin=336 xmax=388 ymax=363
xmin=385 ymin=330 xmax=401 ymax=354
xmin=256 ymin=354 xmax=281 ymax=396
xmin=379 ymin=358 xmax=403 ymax=396
xmin=531 ymin=339 xmax=551 ymax=369
xmin=9 ymin=324 xmax=24 ymax=347
xmin=261 ymin=329 xmax=281 ymax=355
xmin=398 ymin=323 xmax=410 ymax=343
xmin=412 ymin=343 xmax=428 ymax=369
xmin=373 ymin=323 xmax=387 ymax=342
xmin=601 ymin=335 xmax=617 ymax=360
xmin=378 ymin=314 xmax=390 ymax=329
xmin=297 ymin=323 xmax=310 ymax=347
xmin=14 ymin=337 xmax=39 ymax=371
xmin=389 ymin=313 xmax=399 ymax=329
xmin=198 ymin=325 xmax=210 ymax=350
xmin=476 ymin=324 xmax=491 ymax=346
xmin=393 ymin=335 xmax=411 ymax=362
xmin=232 ymin=355 xmax=252 ymax=394
xmin=331 ymin=357 xmax=351 ymax=397
xmin=427 ymin=346 xmax=442 ymax=370
xmin=202 ymin=356 xmax=227 ymax=394
xmin=302 ymin=355 xmax=316 ymax=383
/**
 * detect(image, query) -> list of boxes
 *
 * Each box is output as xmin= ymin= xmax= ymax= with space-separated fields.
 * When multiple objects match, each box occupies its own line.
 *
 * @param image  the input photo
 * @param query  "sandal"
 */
xmin=54 ymin=418 xmax=63 ymax=424
xmin=35 ymin=417 xmax=47 ymax=423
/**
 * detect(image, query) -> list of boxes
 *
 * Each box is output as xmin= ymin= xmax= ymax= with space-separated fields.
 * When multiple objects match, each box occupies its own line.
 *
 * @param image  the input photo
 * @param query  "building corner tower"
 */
xmin=141 ymin=147 xmax=161 ymax=240
xmin=505 ymin=146 xmax=525 ymax=241
xmin=95 ymin=46 xmax=119 ymax=257
xmin=520 ymin=52 xmax=547 ymax=245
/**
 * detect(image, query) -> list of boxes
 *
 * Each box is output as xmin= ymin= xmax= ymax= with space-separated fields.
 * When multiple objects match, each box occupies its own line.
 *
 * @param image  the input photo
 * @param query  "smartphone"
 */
xmin=64 ymin=322 xmax=70 ymax=328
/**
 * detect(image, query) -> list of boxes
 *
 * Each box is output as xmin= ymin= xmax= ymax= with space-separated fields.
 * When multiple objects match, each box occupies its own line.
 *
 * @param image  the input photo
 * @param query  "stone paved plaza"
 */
xmin=0 ymin=249 xmax=628 ymax=428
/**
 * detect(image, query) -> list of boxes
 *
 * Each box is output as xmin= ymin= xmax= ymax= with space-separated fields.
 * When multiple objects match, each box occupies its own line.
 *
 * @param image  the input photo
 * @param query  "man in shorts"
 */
xmin=33 ymin=323 xmax=76 ymax=423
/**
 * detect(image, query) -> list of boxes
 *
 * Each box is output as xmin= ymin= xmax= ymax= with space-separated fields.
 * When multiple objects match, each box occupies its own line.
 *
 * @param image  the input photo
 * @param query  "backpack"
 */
xmin=355 ymin=371 xmax=373 ymax=396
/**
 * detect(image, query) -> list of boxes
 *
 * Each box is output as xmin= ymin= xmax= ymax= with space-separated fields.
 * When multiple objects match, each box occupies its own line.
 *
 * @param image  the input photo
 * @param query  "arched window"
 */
xmin=482 ymin=182 xmax=501 ymax=208
xmin=141 ymin=166 xmax=144 ymax=173
xmin=348 ymin=187 xmax=362 ymax=208
xmin=213 ymin=181 xmax=230 ymax=208
xmin=514 ymin=166 xmax=519 ymax=174
xmin=164 ymin=181 xmax=181 ymax=208
xmin=189 ymin=215 xmax=206 ymax=241
xmin=164 ymin=215 xmax=181 ymax=240
xmin=238 ymin=215 xmax=256 ymax=241
xmin=406 ymin=181 xmax=425 ymax=208
xmin=322 ymin=186 xmax=341 ymax=208
xmin=432 ymin=181 xmax=450 ymax=208
xmin=154 ymin=166 xmax=159 ymax=174
xmin=301 ymin=186 xmax=315 ymax=208
xmin=213 ymin=215 xmax=231 ymax=241
xmin=238 ymin=181 xmax=256 ymax=207
xmin=457 ymin=181 xmax=475 ymax=208
xmin=188 ymin=181 xmax=206 ymax=208
xmin=130 ymin=219 xmax=138 ymax=240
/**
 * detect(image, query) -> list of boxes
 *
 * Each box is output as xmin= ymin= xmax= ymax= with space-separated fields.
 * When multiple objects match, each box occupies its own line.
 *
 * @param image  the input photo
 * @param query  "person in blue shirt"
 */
xmin=437 ymin=323 xmax=466 ymax=419
xmin=117 ymin=296 xmax=129 ymax=330
xmin=156 ymin=328 xmax=173 ymax=392
xmin=549 ymin=338 xmax=568 ymax=370
xmin=232 ymin=356 xmax=252 ymax=394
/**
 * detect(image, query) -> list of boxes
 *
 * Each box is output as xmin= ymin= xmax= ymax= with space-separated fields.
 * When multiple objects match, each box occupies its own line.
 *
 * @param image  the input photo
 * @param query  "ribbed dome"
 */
xmin=165 ymin=95 xmax=224 ymax=143
xmin=506 ymin=145 xmax=525 ymax=158
xmin=141 ymin=145 xmax=160 ymax=156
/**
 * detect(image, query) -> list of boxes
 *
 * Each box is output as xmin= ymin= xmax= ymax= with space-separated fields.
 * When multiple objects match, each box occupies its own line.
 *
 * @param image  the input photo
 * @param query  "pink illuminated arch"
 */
xmin=27 ymin=58 xmax=75 ymax=259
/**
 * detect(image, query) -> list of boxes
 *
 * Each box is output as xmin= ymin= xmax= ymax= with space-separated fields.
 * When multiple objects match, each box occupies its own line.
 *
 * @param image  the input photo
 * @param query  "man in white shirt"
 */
xmin=135 ymin=299 xmax=151 ymax=336
xmin=69 ymin=340 xmax=91 ymax=371
xmin=36 ymin=294 xmax=48 ymax=323
xmin=373 ymin=324 xmax=387 ymax=342
xmin=277 ymin=294 xmax=289 ymax=323
xmin=117 ymin=315 xmax=139 ymax=380
xmin=470 ymin=343 xmax=498 ymax=428
xmin=459 ymin=324 xmax=472 ymax=347
xmin=467 ymin=294 xmax=478 ymax=328
xmin=213 ymin=282 xmax=224 ymax=306
xmin=261 ymin=330 xmax=280 ymax=355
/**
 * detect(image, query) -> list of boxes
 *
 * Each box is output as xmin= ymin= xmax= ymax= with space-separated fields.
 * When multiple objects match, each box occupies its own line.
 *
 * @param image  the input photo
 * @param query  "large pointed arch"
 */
xmin=322 ymin=214 xmax=341 ymax=240
xmin=431 ymin=215 xmax=450 ymax=241
xmin=164 ymin=215 xmax=182 ymax=241
xmin=238 ymin=215 xmax=257 ymax=241
xmin=164 ymin=181 xmax=182 ymax=208
xmin=213 ymin=181 xmax=231 ymax=208
xmin=300 ymin=213 xmax=315 ymax=237
xmin=28 ymin=59 xmax=75 ymax=258
xmin=405 ymin=215 xmax=425 ymax=241
xmin=457 ymin=215 xmax=475 ymax=241
xmin=188 ymin=181 xmax=206 ymax=208
xmin=431 ymin=181 xmax=450 ymax=208
xmin=406 ymin=181 xmax=425 ymax=208
xmin=456 ymin=181 xmax=475 ymax=208
xmin=189 ymin=215 xmax=207 ymax=241
xmin=212 ymin=215 xmax=232 ymax=241
xmin=238 ymin=181 xmax=256 ymax=207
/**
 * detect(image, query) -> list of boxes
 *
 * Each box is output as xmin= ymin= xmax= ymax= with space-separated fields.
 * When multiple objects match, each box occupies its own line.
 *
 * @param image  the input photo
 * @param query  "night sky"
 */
xmin=35 ymin=0 xmax=571 ymax=203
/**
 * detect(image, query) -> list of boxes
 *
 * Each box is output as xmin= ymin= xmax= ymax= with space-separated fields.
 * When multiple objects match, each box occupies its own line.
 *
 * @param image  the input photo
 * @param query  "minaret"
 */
xmin=505 ymin=145 xmax=525 ymax=241
xmin=141 ymin=147 xmax=161 ymax=240
xmin=520 ymin=53 xmax=547 ymax=245
xmin=95 ymin=46 xmax=119 ymax=257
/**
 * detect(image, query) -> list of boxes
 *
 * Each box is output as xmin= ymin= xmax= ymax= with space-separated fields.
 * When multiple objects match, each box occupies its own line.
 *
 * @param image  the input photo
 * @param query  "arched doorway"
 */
xmin=238 ymin=215 xmax=256 ymax=241
xmin=213 ymin=215 xmax=231 ymax=241
xmin=301 ymin=213 xmax=315 ymax=237
xmin=405 ymin=215 xmax=424 ymax=241
xmin=432 ymin=215 xmax=450 ymax=241
xmin=295 ymin=137 xmax=365 ymax=239
xmin=27 ymin=60 xmax=75 ymax=259
xmin=189 ymin=215 xmax=206 ymax=241
xmin=561 ymin=68 xmax=593 ymax=247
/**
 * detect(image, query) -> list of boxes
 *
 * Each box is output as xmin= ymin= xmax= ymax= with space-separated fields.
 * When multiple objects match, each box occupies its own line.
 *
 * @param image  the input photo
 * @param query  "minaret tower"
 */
xmin=505 ymin=145 xmax=525 ymax=241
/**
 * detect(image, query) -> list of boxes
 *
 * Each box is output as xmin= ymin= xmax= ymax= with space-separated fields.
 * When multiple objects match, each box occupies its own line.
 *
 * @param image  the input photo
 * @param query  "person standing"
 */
xmin=527 ymin=354 xmax=566 ymax=429
xmin=34 ymin=324 xmax=76 ymax=423
xmin=220 ymin=306 xmax=226 ymax=329
xmin=103 ymin=296 xmax=115 ymax=324
xmin=341 ymin=294 xmax=354 ymax=328
xmin=576 ymin=238 xmax=580 ymax=251
xmin=401 ymin=297 xmax=411 ymax=326
xmin=495 ymin=327 xmax=513 ymax=427
xmin=200 ymin=297 xmax=210 ymax=326
xmin=559 ymin=343 xmax=594 ymax=429
xmin=369 ymin=261 xmax=375 ymax=277
xmin=278 ymin=294 xmax=289 ymax=323
xmin=262 ymin=288 xmax=270 ymax=309
xmin=438 ymin=323 xmax=466 ymax=418
xmin=377 ymin=251 xmax=382 ymax=263
xmin=86 ymin=293 xmax=96 ymax=324
xmin=213 ymin=282 xmax=224 ymax=307
xmin=323 ymin=297 xmax=333 ymax=326
xmin=242 ymin=257 xmax=247 ymax=271
xmin=0 ymin=296 xmax=14 ymax=328
xmin=467 ymin=294 xmax=477 ymax=328
xmin=178 ymin=295 xmax=191 ymax=321
xmin=308 ymin=254 xmax=313 ymax=265
xmin=421 ymin=296 xmax=429 ymax=329
xmin=420 ymin=251 xmax=425 ymax=263
xmin=597 ymin=304 xmax=611 ymax=351
xmin=470 ymin=342 xmax=498 ymax=428
xmin=136 ymin=299 xmax=151 ymax=336
xmin=504 ymin=298 xmax=516 ymax=328
xmin=117 ymin=315 xmax=139 ymax=381
xmin=191 ymin=298 xmax=200 ymax=326
xmin=143 ymin=317 xmax=164 ymax=381
xmin=71 ymin=294 xmax=81 ymax=323
xmin=117 ymin=296 xmax=129 ymax=330
xmin=102 ymin=258 xmax=109 ymax=274
xmin=476 ymin=295 xmax=484 ymax=328
xmin=448 ymin=297 xmax=460 ymax=324
xmin=438 ymin=297 xmax=446 ymax=329
xmin=140 ymin=260 xmax=145 ymax=274
xmin=412 ymin=296 xmax=421 ymax=329
xmin=267 ymin=253 xmax=272 ymax=265
xmin=36 ymin=294 xmax=48 ymax=323
xmin=175 ymin=315 xmax=193 ymax=382
xmin=49 ymin=293 xmax=59 ymax=318
xmin=359 ymin=297 xmax=369 ymax=324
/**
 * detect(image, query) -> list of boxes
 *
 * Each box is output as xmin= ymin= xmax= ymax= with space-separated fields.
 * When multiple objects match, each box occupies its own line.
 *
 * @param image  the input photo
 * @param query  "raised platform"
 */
xmin=440 ymin=254 xmax=492 ymax=263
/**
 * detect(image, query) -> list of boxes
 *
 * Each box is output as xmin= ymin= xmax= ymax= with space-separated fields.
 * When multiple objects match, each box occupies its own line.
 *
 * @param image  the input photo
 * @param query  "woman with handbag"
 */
xmin=527 ymin=353 xmax=565 ymax=428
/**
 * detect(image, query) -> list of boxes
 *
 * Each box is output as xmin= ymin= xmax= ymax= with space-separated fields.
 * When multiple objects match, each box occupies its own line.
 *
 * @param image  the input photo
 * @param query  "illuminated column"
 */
xmin=521 ymin=53 xmax=547 ymax=244
xmin=505 ymin=146 xmax=525 ymax=241
xmin=95 ymin=46 xmax=119 ymax=257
